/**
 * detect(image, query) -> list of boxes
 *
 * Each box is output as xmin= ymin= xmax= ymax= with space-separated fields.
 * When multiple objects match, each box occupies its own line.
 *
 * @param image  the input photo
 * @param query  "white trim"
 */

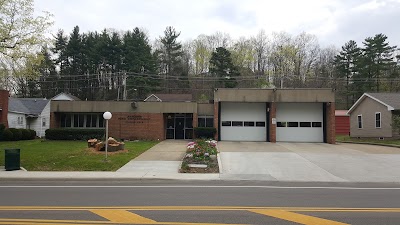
xmin=143 ymin=94 xmax=162 ymax=102
xmin=375 ymin=112 xmax=381 ymax=128
xmin=357 ymin=114 xmax=363 ymax=129
xmin=347 ymin=93 xmax=395 ymax=115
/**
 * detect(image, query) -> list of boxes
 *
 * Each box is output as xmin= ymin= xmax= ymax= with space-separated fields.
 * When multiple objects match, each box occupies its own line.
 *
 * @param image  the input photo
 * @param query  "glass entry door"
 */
xmin=165 ymin=113 xmax=193 ymax=139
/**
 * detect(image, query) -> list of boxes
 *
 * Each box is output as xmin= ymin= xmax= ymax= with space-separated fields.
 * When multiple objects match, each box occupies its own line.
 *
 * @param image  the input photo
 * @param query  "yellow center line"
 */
xmin=90 ymin=209 xmax=156 ymax=224
xmin=250 ymin=209 xmax=350 ymax=225
xmin=1 ymin=206 xmax=400 ymax=212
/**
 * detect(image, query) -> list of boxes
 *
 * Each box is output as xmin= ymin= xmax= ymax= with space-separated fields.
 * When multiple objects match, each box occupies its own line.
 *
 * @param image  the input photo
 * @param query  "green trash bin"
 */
xmin=5 ymin=149 xmax=20 ymax=171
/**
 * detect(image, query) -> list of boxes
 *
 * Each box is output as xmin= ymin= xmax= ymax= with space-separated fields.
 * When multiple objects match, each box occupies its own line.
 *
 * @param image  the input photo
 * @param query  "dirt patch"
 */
xmin=86 ymin=148 xmax=128 ymax=155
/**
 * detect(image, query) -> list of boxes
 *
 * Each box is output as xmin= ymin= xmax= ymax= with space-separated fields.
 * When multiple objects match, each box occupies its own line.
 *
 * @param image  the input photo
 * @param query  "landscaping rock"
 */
xmin=188 ymin=164 xmax=207 ymax=168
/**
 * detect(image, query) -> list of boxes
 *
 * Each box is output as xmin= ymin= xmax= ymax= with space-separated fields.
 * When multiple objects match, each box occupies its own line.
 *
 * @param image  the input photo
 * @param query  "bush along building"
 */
xmin=49 ymin=88 xmax=336 ymax=143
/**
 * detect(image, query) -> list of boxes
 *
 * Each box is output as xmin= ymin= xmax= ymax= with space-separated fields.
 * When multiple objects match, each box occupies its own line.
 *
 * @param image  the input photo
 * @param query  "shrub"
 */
xmin=21 ymin=129 xmax=32 ymax=140
xmin=28 ymin=129 xmax=36 ymax=139
xmin=2 ymin=128 xmax=13 ymax=141
xmin=0 ymin=124 xmax=5 ymax=140
xmin=45 ymin=128 xmax=105 ymax=140
xmin=194 ymin=127 xmax=216 ymax=139
xmin=9 ymin=128 xmax=22 ymax=141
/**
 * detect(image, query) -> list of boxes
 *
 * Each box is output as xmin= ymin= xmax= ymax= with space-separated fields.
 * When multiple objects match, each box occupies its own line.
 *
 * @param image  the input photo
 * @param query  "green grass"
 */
xmin=336 ymin=135 xmax=400 ymax=146
xmin=0 ymin=140 xmax=158 ymax=171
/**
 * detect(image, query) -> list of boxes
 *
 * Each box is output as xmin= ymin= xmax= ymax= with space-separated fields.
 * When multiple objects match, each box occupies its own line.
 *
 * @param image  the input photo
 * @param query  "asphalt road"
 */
xmin=1 ymin=180 xmax=400 ymax=224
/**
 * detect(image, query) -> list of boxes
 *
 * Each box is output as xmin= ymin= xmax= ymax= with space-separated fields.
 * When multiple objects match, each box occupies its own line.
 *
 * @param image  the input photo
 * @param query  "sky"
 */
xmin=34 ymin=0 xmax=400 ymax=48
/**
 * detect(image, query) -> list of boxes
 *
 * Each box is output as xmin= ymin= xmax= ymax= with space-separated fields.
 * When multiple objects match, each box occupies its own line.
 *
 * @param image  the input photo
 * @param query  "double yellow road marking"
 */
xmin=0 ymin=206 xmax=399 ymax=224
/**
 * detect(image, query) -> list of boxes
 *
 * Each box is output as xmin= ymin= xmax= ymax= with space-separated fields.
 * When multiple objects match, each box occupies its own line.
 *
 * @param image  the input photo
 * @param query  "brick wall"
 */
xmin=50 ymin=112 xmax=60 ymax=129
xmin=269 ymin=102 xmax=276 ymax=143
xmin=326 ymin=102 xmax=336 ymax=144
xmin=107 ymin=112 xmax=164 ymax=141
xmin=0 ymin=90 xmax=9 ymax=128
xmin=213 ymin=102 xmax=219 ymax=140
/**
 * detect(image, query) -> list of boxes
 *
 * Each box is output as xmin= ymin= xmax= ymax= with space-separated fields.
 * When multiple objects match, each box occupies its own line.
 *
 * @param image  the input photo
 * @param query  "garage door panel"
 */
xmin=276 ymin=103 xmax=323 ymax=143
xmin=220 ymin=102 xmax=267 ymax=142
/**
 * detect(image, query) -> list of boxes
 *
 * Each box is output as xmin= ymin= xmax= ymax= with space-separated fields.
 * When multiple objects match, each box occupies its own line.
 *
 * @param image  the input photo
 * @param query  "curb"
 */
xmin=337 ymin=141 xmax=400 ymax=148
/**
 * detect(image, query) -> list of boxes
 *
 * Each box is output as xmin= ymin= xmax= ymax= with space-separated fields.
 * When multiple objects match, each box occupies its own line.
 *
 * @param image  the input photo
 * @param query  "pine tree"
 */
xmin=156 ymin=26 xmax=183 ymax=92
xmin=209 ymin=47 xmax=240 ymax=88
xmin=122 ymin=28 xmax=158 ymax=99
xmin=38 ymin=46 xmax=58 ymax=98
xmin=333 ymin=40 xmax=361 ymax=108
xmin=361 ymin=33 xmax=397 ymax=92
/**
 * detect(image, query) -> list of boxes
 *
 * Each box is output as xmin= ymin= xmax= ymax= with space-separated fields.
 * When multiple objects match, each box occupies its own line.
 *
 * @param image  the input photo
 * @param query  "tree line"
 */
xmin=1 ymin=0 xmax=399 ymax=109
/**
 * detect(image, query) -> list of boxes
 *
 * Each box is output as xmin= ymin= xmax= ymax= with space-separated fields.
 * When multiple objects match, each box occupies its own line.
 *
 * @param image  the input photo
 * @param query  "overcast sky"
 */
xmin=35 ymin=0 xmax=400 ymax=48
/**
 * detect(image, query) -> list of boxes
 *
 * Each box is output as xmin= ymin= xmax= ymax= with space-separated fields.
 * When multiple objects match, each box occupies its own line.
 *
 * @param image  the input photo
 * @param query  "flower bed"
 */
xmin=180 ymin=139 xmax=219 ymax=173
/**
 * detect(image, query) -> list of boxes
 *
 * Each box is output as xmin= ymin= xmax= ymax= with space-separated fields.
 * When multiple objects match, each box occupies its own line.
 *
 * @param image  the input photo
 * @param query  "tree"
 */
xmin=38 ymin=46 xmax=58 ymax=98
xmin=156 ymin=26 xmax=186 ymax=92
xmin=334 ymin=40 xmax=361 ymax=108
xmin=122 ymin=28 xmax=158 ymax=99
xmin=0 ymin=0 xmax=53 ymax=89
xmin=361 ymin=33 xmax=397 ymax=92
xmin=209 ymin=47 xmax=240 ymax=88
xmin=157 ymin=26 xmax=183 ymax=77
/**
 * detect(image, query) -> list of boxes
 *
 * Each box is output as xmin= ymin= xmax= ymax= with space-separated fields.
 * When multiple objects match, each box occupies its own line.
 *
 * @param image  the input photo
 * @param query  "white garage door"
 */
xmin=276 ymin=103 xmax=323 ymax=142
xmin=220 ymin=102 xmax=267 ymax=141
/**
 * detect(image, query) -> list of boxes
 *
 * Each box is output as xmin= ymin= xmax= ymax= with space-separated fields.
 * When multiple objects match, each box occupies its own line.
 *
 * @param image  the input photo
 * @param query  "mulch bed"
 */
xmin=180 ymin=157 xmax=219 ymax=173
xmin=86 ymin=148 xmax=128 ymax=155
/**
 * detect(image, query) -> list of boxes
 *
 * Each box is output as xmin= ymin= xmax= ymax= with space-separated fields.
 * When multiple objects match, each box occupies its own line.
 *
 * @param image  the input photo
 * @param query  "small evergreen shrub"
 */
xmin=28 ymin=129 xmax=36 ymax=139
xmin=0 ymin=124 xmax=5 ymax=140
xmin=194 ymin=127 xmax=217 ymax=139
xmin=9 ymin=128 xmax=22 ymax=141
xmin=21 ymin=129 xmax=32 ymax=140
xmin=2 ymin=129 xmax=13 ymax=141
xmin=45 ymin=128 xmax=105 ymax=140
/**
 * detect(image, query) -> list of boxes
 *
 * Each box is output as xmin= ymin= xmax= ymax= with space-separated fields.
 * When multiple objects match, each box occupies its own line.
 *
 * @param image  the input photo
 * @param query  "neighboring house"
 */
xmin=335 ymin=110 xmax=350 ymax=135
xmin=144 ymin=94 xmax=193 ymax=102
xmin=347 ymin=93 xmax=400 ymax=138
xmin=7 ymin=92 xmax=79 ymax=137
xmin=8 ymin=98 xmax=50 ymax=137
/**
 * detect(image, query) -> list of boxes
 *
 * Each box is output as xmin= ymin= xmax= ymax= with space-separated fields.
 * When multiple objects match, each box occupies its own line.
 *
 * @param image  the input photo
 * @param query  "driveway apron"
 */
xmin=218 ymin=141 xmax=400 ymax=182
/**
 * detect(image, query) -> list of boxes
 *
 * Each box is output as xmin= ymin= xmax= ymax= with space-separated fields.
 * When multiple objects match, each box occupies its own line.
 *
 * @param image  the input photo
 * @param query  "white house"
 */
xmin=8 ymin=93 xmax=79 ymax=137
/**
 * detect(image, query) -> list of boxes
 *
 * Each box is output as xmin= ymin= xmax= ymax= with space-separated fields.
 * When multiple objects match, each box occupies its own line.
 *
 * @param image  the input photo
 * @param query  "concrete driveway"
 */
xmin=218 ymin=141 xmax=400 ymax=182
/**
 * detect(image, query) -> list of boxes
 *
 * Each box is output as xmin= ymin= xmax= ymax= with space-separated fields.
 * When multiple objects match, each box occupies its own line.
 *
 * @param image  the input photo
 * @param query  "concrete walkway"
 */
xmin=117 ymin=140 xmax=187 ymax=173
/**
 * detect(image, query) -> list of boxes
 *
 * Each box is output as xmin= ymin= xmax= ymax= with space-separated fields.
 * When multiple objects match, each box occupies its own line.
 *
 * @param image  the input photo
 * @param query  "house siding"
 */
xmin=350 ymin=97 xmax=392 ymax=137
xmin=8 ymin=112 xmax=26 ymax=129
xmin=29 ymin=102 xmax=50 ymax=137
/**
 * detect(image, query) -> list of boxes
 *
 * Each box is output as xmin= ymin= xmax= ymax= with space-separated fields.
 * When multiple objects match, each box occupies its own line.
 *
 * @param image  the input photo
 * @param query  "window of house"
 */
xmin=17 ymin=116 xmax=24 ymax=125
xmin=42 ymin=118 xmax=46 ymax=127
xmin=357 ymin=115 xmax=363 ymax=129
xmin=375 ymin=112 xmax=381 ymax=128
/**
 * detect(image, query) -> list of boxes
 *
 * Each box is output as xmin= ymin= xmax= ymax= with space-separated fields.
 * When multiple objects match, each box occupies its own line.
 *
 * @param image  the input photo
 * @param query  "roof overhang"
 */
xmin=143 ymin=94 xmax=162 ymax=102
xmin=347 ymin=93 xmax=395 ymax=115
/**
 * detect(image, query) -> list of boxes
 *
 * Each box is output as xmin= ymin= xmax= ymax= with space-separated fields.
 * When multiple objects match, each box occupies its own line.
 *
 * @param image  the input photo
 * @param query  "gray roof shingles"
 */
xmin=8 ymin=98 xmax=49 ymax=115
xmin=367 ymin=93 xmax=400 ymax=110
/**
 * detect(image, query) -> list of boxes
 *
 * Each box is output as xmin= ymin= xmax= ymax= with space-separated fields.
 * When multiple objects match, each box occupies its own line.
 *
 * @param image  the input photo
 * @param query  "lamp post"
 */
xmin=103 ymin=111 xmax=112 ymax=161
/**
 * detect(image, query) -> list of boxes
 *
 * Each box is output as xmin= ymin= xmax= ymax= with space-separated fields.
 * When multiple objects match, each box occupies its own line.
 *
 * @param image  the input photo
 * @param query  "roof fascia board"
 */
xmin=347 ymin=93 xmax=394 ymax=115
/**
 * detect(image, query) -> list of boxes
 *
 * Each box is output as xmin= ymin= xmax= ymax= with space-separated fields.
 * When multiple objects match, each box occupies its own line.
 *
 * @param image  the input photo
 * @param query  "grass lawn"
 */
xmin=336 ymin=135 xmax=400 ymax=146
xmin=0 ymin=140 xmax=158 ymax=171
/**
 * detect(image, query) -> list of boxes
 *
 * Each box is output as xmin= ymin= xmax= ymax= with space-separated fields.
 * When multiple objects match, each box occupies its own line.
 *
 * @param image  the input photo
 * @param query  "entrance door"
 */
xmin=175 ymin=118 xmax=185 ymax=139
